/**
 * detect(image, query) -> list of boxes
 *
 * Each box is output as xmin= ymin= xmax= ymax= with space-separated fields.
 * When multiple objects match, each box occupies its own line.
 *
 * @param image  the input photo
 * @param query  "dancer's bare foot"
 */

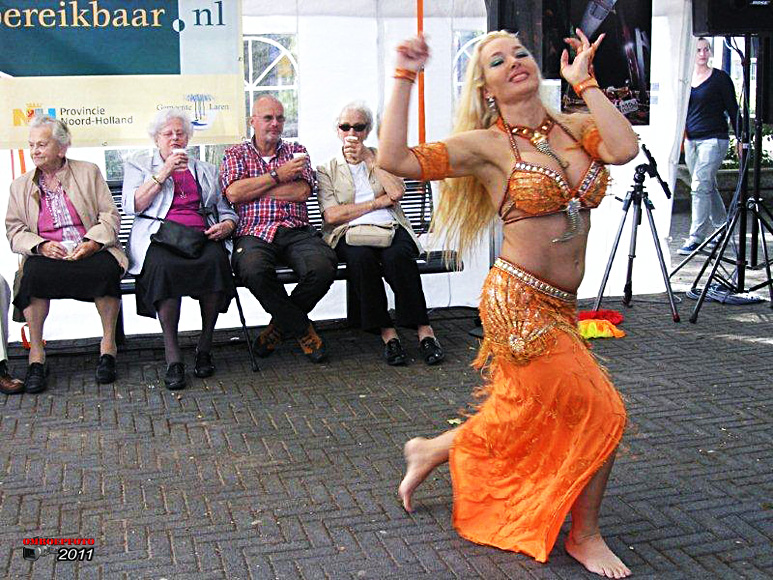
xmin=565 ymin=532 xmax=631 ymax=578
xmin=398 ymin=437 xmax=437 ymax=512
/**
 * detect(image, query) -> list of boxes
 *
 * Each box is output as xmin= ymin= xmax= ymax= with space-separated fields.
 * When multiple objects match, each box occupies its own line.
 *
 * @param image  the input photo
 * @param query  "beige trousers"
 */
xmin=0 ymin=275 xmax=10 ymax=362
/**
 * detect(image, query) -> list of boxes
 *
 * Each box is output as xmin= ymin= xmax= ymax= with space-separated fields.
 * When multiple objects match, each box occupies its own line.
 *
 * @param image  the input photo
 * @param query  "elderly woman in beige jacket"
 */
xmin=317 ymin=102 xmax=443 ymax=366
xmin=6 ymin=116 xmax=127 ymax=394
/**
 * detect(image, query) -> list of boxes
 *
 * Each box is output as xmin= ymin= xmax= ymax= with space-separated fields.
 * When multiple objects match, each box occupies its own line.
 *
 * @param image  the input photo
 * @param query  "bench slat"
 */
xmin=109 ymin=179 xmax=460 ymax=297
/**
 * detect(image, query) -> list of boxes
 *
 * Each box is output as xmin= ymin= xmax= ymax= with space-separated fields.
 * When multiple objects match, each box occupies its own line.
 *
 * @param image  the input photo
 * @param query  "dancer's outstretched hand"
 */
xmin=560 ymin=28 xmax=604 ymax=85
xmin=395 ymin=34 xmax=430 ymax=72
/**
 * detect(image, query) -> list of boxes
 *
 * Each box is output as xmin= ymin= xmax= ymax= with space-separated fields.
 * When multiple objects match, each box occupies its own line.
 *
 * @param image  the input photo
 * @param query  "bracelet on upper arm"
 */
xmin=410 ymin=142 xmax=452 ymax=182
xmin=581 ymin=123 xmax=603 ymax=161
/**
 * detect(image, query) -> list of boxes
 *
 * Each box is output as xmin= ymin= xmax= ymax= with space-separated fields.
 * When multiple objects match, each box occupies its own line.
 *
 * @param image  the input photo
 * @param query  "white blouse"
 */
xmin=347 ymin=162 xmax=395 ymax=226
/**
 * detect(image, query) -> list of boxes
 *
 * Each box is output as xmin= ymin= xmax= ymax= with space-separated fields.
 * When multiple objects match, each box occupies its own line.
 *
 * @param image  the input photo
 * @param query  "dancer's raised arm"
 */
xmin=560 ymin=29 xmax=639 ymax=164
xmin=378 ymin=35 xmax=489 ymax=181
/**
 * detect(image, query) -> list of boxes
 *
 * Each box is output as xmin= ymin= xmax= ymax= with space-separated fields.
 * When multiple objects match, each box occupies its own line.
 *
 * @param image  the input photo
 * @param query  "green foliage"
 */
xmin=723 ymin=124 xmax=773 ymax=169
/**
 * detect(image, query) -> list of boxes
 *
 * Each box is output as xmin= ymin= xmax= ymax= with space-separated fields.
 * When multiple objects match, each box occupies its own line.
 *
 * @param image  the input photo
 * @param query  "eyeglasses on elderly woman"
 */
xmin=338 ymin=123 xmax=368 ymax=132
xmin=158 ymin=129 xmax=187 ymax=139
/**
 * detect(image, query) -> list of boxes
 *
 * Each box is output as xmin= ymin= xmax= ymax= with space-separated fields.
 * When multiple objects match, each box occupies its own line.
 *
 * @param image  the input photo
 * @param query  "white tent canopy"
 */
xmin=0 ymin=0 xmax=696 ymax=341
xmin=241 ymin=1 xmax=487 ymax=17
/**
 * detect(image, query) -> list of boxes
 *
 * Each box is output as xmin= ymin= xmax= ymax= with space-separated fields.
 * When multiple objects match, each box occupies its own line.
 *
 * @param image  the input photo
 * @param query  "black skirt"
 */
xmin=135 ymin=241 xmax=235 ymax=318
xmin=13 ymin=252 xmax=122 ymax=312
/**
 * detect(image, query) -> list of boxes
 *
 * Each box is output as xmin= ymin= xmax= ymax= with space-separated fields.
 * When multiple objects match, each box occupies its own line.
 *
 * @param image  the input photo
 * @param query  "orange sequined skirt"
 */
xmin=449 ymin=258 xmax=626 ymax=562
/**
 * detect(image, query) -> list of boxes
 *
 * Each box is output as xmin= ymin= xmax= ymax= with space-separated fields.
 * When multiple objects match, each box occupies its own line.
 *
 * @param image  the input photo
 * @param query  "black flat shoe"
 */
xmin=25 ymin=362 xmax=49 ymax=394
xmin=95 ymin=354 xmax=117 ymax=384
xmin=383 ymin=338 xmax=407 ymax=366
xmin=419 ymin=337 xmax=445 ymax=365
xmin=164 ymin=362 xmax=187 ymax=390
xmin=194 ymin=351 xmax=215 ymax=378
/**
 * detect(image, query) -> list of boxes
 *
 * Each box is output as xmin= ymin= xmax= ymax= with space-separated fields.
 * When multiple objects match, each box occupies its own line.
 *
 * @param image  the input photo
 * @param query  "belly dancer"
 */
xmin=378 ymin=29 xmax=639 ymax=578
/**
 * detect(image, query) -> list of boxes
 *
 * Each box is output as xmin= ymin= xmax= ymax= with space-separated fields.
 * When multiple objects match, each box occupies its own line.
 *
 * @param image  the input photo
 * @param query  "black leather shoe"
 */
xmin=194 ymin=351 xmax=215 ymax=378
xmin=383 ymin=338 xmax=407 ymax=366
xmin=24 ymin=362 xmax=48 ymax=394
xmin=164 ymin=362 xmax=187 ymax=390
xmin=95 ymin=354 xmax=117 ymax=384
xmin=419 ymin=337 xmax=445 ymax=365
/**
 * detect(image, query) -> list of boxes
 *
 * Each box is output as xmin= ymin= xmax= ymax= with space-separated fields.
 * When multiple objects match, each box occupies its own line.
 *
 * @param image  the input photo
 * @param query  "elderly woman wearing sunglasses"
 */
xmin=317 ymin=101 xmax=443 ymax=366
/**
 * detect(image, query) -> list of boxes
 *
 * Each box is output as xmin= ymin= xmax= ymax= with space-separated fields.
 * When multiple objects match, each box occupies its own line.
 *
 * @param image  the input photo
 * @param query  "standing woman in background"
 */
xmin=378 ymin=30 xmax=638 ymax=578
xmin=678 ymin=37 xmax=740 ymax=255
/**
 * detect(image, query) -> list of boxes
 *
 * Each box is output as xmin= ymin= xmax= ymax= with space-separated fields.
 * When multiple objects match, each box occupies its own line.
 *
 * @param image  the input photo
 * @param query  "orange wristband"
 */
xmin=394 ymin=68 xmax=418 ymax=84
xmin=573 ymin=76 xmax=599 ymax=97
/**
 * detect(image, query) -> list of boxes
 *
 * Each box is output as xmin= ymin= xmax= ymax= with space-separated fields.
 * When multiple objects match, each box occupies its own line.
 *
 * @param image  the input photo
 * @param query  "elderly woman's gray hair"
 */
xmin=30 ymin=115 xmax=71 ymax=148
xmin=148 ymin=108 xmax=194 ymax=140
xmin=336 ymin=101 xmax=374 ymax=133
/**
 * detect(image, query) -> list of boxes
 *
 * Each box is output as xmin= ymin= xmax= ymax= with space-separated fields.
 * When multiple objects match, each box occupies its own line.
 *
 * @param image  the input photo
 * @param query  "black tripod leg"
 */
xmin=622 ymin=199 xmax=642 ymax=306
xmin=669 ymin=224 xmax=727 ymax=279
xmin=643 ymin=199 xmax=680 ymax=322
xmin=593 ymin=196 xmax=631 ymax=311
xmin=746 ymin=206 xmax=773 ymax=304
xmin=760 ymin=223 xmax=773 ymax=306
xmin=689 ymin=209 xmax=741 ymax=323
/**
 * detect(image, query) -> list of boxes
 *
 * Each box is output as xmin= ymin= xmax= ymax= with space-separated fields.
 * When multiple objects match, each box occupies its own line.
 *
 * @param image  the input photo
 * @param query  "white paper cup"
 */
xmin=292 ymin=152 xmax=308 ymax=160
xmin=60 ymin=240 xmax=77 ymax=255
xmin=172 ymin=148 xmax=187 ymax=155
xmin=345 ymin=136 xmax=359 ymax=143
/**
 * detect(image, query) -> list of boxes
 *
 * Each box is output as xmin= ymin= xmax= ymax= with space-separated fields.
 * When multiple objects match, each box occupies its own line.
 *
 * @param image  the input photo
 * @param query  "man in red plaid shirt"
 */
xmin=221 ymin=95 xmax=337 ymax=363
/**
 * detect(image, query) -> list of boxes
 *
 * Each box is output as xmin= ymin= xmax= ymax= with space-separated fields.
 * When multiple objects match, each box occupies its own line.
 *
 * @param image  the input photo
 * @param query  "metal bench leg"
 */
xmin=234 ymin=289 xmax=259 ymax=372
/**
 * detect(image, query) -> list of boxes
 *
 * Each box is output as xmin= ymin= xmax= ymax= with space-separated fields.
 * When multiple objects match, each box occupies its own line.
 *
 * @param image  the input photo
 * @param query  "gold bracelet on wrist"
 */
xmin=573 ymin=76 xmax=600 ymax=97
xmin=151 ymin=174 xmax=162 ymax=186
xmin=394 ymin=68 xmax=418 ymax=84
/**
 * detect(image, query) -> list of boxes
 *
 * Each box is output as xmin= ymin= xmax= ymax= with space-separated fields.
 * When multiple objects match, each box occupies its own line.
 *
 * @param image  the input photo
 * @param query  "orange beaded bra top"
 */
xmin=496 ymin=116 xmax=609 ymax=242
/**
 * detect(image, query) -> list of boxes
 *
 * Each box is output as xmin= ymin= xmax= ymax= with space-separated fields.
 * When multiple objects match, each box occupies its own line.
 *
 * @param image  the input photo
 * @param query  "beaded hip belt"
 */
xmin=493 ymin=258 xmax=576 ymax=302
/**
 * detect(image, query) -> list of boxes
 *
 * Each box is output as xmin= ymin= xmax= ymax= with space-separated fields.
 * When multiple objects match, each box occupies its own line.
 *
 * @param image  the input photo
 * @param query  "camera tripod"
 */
xmin=593 ymin=145 xmax=681 ymax=322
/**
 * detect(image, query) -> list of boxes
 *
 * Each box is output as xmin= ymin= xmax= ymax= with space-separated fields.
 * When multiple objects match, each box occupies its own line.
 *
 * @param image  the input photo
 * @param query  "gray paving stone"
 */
xmin=1 ymin=211 xmax=772 ymax=579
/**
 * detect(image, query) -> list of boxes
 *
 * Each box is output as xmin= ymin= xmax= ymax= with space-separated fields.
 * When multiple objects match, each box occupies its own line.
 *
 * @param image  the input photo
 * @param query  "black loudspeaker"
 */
xmin=693 ymin=0 xmax=773 ymax=36
xmin=761 ymin=36 xmax=773 ymax=124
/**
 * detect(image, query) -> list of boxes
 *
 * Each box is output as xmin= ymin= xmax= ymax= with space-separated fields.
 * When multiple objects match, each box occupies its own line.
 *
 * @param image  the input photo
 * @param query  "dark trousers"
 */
xmin=232 ymin=227 xmax=337 ymax=337
xmin=335 ymin=226 xmax=429 ymax=332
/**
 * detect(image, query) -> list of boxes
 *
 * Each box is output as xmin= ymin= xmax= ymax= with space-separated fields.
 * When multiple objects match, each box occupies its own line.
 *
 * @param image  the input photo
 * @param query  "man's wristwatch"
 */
xmin=269 ymin=169 xmax=280 ymax=184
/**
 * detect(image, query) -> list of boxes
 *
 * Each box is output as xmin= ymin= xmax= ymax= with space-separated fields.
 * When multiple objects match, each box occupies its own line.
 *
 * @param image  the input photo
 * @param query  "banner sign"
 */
xmin=0 ymin=0 xmax=245 ymax=148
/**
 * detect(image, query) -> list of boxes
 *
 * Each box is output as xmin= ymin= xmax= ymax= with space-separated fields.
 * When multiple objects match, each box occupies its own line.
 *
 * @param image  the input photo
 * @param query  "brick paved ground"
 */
xmin=1 ymin=209 xmax=771 ymax=579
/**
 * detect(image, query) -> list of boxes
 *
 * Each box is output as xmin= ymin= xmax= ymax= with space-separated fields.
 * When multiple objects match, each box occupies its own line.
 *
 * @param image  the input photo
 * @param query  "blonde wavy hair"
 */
xmin=433 ymin=30 xmax=554 ymax=264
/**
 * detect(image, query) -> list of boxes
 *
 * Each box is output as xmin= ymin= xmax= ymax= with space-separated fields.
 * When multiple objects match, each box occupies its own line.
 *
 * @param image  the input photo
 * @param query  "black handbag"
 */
xmin=138 ymin=165 xmax=209 ymax=259
xmin=148 ymin=219 xmax=208 ymax=259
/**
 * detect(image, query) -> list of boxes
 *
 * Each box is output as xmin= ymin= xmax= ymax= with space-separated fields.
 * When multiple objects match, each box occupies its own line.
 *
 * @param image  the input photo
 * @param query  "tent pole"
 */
xmin=417 ymin=0 xmax=425 ymax=144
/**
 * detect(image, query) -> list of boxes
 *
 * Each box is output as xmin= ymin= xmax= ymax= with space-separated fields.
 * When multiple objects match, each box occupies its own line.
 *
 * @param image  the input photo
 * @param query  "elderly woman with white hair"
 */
xmin=317 ymin=101 xmax=443 ymax=366
xmin=6 ymin=115 xmax=128 ymax=394
xmin=122 ymin=109 xmax=237 ymax=390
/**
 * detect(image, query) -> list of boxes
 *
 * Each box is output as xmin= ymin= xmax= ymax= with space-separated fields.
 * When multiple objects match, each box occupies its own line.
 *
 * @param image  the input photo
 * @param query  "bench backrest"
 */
xmin=108 ymin=179 xmax=433 ymax=247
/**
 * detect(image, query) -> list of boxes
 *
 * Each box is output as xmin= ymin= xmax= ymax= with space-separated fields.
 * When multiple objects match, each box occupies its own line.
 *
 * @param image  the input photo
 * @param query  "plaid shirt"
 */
xmin=220 ymin=137 xmax=315 ymax=242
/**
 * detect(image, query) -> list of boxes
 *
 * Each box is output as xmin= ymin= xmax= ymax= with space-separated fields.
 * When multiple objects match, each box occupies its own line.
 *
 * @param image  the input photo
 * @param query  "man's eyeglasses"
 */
xmin=338 ymin=123 xmax=368 ymax=132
